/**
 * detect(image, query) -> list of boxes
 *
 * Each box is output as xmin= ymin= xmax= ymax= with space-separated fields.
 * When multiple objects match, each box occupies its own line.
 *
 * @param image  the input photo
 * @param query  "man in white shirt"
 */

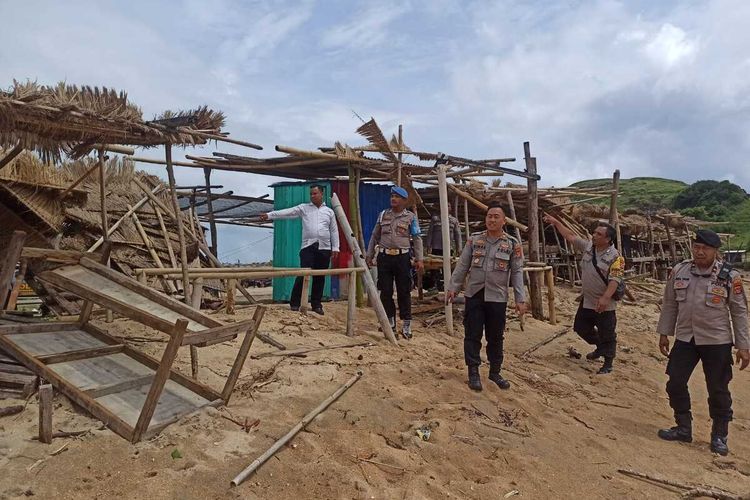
xmin=260 ymin=185 xmax=340 ymax=314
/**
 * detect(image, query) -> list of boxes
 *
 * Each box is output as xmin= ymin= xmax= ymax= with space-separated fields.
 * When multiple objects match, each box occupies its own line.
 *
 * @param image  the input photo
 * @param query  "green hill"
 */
xmin=569 ymin=177 xmax=750 ymax=252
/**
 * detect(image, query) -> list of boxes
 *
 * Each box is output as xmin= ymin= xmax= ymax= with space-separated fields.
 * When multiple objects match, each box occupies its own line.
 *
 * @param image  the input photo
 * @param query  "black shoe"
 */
xmin=710 ymin=435 xmax=729 ymax=456
xmin=710 ymin=419 xmax=729 ymax=455
xmin=401 ymin=320 xmax=412 ymax=339
xmin=468 ymin=366 xmax=482 ymax=391
xmin=489 ymin=371 xmax=511 ymax=390
xmin=658 ymin=413 xmax=692 ymax=443
xmin=586 ymin=350 xmax=602 ymax=361
xmin=312 ymin=306 xmax=324 ymax=316
xmin=290 ymin=305 xmax=300 ymax=312
xmin=597 ymin=357 xmax=614 ymax=374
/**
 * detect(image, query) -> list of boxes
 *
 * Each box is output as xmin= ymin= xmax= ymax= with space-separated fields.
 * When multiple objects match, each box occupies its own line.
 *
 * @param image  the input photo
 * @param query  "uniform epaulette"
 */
xmin=504 ymin=233 xmax=519 ymax=244
xmin=470 ymin=231 xmax=486 ymax=237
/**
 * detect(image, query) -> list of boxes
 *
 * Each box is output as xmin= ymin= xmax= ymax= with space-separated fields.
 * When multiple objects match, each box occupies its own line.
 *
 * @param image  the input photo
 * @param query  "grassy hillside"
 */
xmin=569 ymin=177 xmax=750 ymax=251
xmin=570 ymin=177 xmax=687 ymax=211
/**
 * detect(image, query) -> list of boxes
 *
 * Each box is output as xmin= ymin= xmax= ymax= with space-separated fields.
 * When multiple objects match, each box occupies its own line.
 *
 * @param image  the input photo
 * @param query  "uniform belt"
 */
xmin=380 ymin=248 xmax=409 ymax=256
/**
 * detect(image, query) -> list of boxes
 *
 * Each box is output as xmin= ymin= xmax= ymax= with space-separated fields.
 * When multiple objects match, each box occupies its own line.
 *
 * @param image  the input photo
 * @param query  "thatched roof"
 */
xmin=0 ymin=80 xmax=225 ymax=162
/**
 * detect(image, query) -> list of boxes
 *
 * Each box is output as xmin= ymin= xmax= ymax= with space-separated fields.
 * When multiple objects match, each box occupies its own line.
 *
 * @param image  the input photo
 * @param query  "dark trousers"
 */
xmin=573 ymin=303 xmax=617 ymax=359
xmin=666 ymin=339 xmax=733 ymax=421
xmin=463 ymin=288 xmax=507 ymax=368
xmin=290 ymin=243 xmax=331 ymax=308
xmin=377 ymin=252 xmax=412 ymax=320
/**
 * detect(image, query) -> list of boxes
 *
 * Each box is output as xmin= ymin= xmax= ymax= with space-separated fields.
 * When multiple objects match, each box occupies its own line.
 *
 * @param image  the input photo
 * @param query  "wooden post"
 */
xmin=0 ymin=143 xmax=23 ymax=171
xmin=191 ymin=277 xmax=203 ymax=309
xmin=545 ymin=268 xmax=556 ymax=325
xmin=203 ymin=167 xmax=219 ymax=257
xmin=330 ymin=193 xmax=398 ymax=345
xmin=609 ymin=169 xmax=622 ymax=251
xmin=221 ymin=306 xmax=266 ymax=403
xmin=98 ymin=149 xmax=109 ymax=242
xmin=437 ymin=165 xmax=455 ymax=335
xmin=346 ymin=270 xmax=356 ymax=337
xmin=524 ymin=142 xmax=544 ymax=320
xmin=132 ymin=319 xmax=188 ymax=442
xmin=226 ymin=278 xmax=236 ymax=315
xmin=130 ymin=207 xmax=176 ymax=293
xmin=664 ymin=216 xmax=677 ymax=263
xmin=5 ymin=258 xmax=27 ymax=311
xmin=348 ymin=165 xmax=365 ymax=308
xmin=396 ymin=124 xmax=403 ymax=186
xmin=1 ymin=231 xmax=27 ymax=309
xmin=299 ymin=275 xmax=311 ymax=312
xmin=463 ymin=198 xmax=470 ymax=242
xmin=38 ymin=383 xmax=53 ymax=444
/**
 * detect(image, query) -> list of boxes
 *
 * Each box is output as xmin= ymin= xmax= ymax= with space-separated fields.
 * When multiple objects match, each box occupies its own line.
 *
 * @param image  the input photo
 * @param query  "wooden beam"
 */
xmin=37 ymin=344 xmax=124 ymax=365
xmin=525 ymin=142 xmax=544 ymax=320
xmin=38 ymin=383 xmax=53 ymax=444
xmin=88 ymin=187 xmax=161 ymax=252
xmin=346 ymin=271 xmax=356 ymax=337
xmin=164 ymin=144 xmax=192 ymax=306
xmin=85 ymin=374 xmax=153 ymax=399
xmin=609 ymin=169 xmax=622 ymax=251
xmin=221 ymin=306 xmax=265 ymax=403
xmin=437 ymin=165 xmax=455 ymax=335
xmin=0 ymin=144 xmax=24 ymax=171
xmin=131 ymin=319 xmax=188 ymax=442
xmin=1 ymin=231 xmax=26 ymax=309
xmin=130 ymin=207 xmax=176 ymax=294
xmin=5 ymin=258 xmax=27 ymax=311
xmin=203 ymin=168 xmax=219 ymax=256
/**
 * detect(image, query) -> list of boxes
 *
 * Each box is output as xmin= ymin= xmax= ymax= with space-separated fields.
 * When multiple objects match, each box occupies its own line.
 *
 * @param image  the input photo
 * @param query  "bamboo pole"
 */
xmin=525 ymin=142 xmax=544 ymax=320
xmin=545 ymin=268 xmax=556 ymax=325
xmin=203 ymin=167 xmax=219 ymax=257
xmin=88 ymin=186 xmax=160 ymax=252
xmin=331 ymin=193 xmax=398 ymax=346
xmin=151 ymin=201 xmax=180 ymax=289
xmin=348 ymin=165 xmax=365 ymax=308
xmin=506 ymin=191 xmax=527 ymax=330
xmin=346 ymin=270 xmax=356 ymax=336
xmin=609 ymin=169 xmax=622 ymax=251
xmin=442 ymin=183 xmax=528 ymax=232
xmin=437 ymin=165 xmax=455 ymax=335
xmin=231 ymin=371 xmax=363 ymax=487
xmin=129 ymin=206 xmax=176 ymax=293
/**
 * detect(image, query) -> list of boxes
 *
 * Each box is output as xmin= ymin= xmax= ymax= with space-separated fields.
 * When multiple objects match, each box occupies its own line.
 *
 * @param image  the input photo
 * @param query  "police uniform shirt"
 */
xmin=572 ymin=237 xmax=625 ymax=312
xmin=425 ymin=215 xmax=463 ymax=252
xmin=657 ymin=260 xmax=750 ymax=349
xmin=366 ymin=209 xmax=424 ymax=260
xmin=448 ymin=231 xmax=525 ymax=303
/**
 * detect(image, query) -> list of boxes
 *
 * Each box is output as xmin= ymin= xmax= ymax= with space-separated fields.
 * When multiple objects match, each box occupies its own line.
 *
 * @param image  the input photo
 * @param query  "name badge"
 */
xmin=673 ymin=280 xmax=689 ymax=290
xmin=709 ymin=285 xmax=728 ymax=298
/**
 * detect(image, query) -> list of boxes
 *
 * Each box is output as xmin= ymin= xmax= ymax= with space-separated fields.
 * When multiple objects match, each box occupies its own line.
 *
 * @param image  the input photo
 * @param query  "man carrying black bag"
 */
xmin=544 ymin=214 xmax=625 ymax=374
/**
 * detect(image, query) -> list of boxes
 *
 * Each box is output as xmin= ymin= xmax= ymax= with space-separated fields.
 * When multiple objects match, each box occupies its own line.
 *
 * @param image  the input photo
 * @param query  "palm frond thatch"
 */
xmin=355 ymin=118 xmax=398 ymax=164
xmin=0 ymin=80 xmax=226 ymax=162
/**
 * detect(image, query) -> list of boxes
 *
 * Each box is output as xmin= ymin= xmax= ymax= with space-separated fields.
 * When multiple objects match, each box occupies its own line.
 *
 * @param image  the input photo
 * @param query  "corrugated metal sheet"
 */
xmin=359 ymin=183 xmax=392 ymax=248
xmin=271 ymin=181 xmax=333 ymax=302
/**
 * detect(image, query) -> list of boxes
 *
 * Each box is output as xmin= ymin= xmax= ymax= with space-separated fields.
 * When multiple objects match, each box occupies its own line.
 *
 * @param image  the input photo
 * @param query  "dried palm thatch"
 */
xmin=0 ymin=80 xmax=225 ymax=162
xmin=356 ymin=118 xmax=398 ymax=164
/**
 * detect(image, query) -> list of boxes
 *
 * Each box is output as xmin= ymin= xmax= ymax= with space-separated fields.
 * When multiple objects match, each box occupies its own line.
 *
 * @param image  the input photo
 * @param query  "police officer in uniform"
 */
xmin=446 ymin=203 xmax=526 ymax=391
xmin=656 ymin=229 xmax=749 ymax=456
xmin=366 ymin=186 xmax=424 ymax=339
xmin=424 ymin=213 xmax=463 ymax=291
xmin=544 ymin=215 xmax=625 ymax=374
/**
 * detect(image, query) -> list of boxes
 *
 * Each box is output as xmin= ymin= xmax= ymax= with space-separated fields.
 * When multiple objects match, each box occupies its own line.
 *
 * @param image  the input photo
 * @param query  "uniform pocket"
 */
xmin=674 ymin=289 xmax=687 ymax=302
xmin=494 ymin=251 xmax=511 ymax=271
xmin=396 ymin=222 xmax=409 ymax=236
xmin=471 ymin=248 xmax=486 ymax=268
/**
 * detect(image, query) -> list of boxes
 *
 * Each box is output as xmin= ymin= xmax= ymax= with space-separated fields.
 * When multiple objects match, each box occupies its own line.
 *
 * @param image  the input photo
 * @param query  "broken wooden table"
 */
xmin=0 ymin=252 xmax=266 ymax=443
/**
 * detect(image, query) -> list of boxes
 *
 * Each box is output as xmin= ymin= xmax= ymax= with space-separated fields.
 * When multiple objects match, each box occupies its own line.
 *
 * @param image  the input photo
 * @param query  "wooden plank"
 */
xmin=1 ymin=231 xmax=26 ymax=309
xmin=143 ymin=399 xmax=222 ymax=441
xmin=81 ymin=323 xmax=221 ymax=402
xmin=5 ymin=258 xmax=27 ymax=311
xmin=38 ymin=344 xmax=124 ymax=365
xmin=86 ymin=374 xmax=153 ymax=399
xmin=131 ymin=319 xmax=188 ymax=442
xmin=77 ymin=258 xmax=221 ymax=327
xmin=38 ymin=383 xmax=53 ymax=444
xmin=0 ymin=334 xmax=135 ymax=440
xmin=38 ymin=268 xmax=177 ymax=334
xmin=79 ymin=242 xmax=112 ymax=325
xmin=0 ymin=322 xmax=81 ymax=335
xmin=0 ymin=371 xmax=36 ymax=389
xmin=0 ymin=361 xmax=33 ymax=375
xmin=221 ymin=306 xmax=265 ymax=403
xmin=181 ymin=319 xmax=257 ymax=346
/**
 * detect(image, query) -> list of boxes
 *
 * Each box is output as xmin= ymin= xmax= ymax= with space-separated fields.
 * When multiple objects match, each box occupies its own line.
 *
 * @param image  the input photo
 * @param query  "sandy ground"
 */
xmin=1 ymin=283 xmax=749 ymax=500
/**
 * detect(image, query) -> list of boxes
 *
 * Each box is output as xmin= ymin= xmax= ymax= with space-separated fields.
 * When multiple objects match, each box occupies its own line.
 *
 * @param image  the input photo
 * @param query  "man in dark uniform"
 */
xmin=366 ymin=186 xmax=424 ymax=339
xmin=544 ymin=214 xmax=625 ymax=374
xmin=446 ymin=203 xmax=527 ymax=391
xmin=424 ymin=213 xmax=463 ymax=290
xmin=656 ymin=229 xmax=749 ymax=456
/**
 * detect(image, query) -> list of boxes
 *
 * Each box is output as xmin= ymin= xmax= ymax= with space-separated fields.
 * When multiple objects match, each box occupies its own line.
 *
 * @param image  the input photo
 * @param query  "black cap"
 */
xmin=694 ymin=229 xmax=721 ymax=248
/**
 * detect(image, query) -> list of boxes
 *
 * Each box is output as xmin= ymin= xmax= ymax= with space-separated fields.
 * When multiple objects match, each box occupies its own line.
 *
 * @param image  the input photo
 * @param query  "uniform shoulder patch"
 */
xmin=732 ymin=276 xmax=745 ymax=295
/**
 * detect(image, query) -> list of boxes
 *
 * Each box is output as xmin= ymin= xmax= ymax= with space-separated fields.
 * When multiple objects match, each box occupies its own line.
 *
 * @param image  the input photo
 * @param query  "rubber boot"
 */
xmin=468 ymin=366 xmax=482 ymax=391
xmin=597 ymin=357 xmax=614 ymax=374
xmin=401 ymin=320 xmax=412 ymax=340
xmin=710 ymin=419 xmax=729 ymax=456
xmin=657 ymin=412 xmax=693 ymax=443
xmin=488 ymin=366 xmax=511 ymax=390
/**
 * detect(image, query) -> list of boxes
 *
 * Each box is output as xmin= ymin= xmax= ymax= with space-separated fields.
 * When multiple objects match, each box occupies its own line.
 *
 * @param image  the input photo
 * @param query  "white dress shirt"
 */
xmin=267 ymin=202 xmax=340 ymax=251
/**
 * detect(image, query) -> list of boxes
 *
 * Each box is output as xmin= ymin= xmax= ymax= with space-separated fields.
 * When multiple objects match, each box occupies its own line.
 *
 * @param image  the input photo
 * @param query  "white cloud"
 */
xmin=644 ymin=23 xmax=698 ymax=69
xmin=320 ymin=1 xmax=410 ymax=50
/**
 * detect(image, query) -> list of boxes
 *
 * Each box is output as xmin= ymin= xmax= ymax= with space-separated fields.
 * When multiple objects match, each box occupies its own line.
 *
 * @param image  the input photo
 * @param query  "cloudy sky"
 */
xmin=2 ymin=0 xmax=749 ymax=262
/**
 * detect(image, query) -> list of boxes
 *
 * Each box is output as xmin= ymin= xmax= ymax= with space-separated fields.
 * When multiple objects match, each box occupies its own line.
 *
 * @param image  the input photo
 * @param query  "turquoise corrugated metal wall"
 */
xmin=272 ymin=181 xmax=333 ymax=302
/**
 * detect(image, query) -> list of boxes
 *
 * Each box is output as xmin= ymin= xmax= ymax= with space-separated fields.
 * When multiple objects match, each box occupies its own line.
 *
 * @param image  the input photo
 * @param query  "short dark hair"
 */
xmin=597 ymin=222 xmax=616 ymax=244
xmin=486 ymin=202 xmax=505 ymax=213
xmin=310 ymin=184 xmax=325 ymax=193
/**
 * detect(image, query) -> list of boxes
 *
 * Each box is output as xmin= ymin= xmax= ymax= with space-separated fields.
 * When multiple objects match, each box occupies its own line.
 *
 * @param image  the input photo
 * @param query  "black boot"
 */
xmin=710 ymin=419 xmax=729 ymax=456
xmin=468 ymin=366 xmax=482 ymax=391
xmin=657 ymin=412 xmax=692 ymax=443
xmin=488 ymin=366 xmax=511 ymax=389
xmin=597 ymin=357 xmax=614 ymax=374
